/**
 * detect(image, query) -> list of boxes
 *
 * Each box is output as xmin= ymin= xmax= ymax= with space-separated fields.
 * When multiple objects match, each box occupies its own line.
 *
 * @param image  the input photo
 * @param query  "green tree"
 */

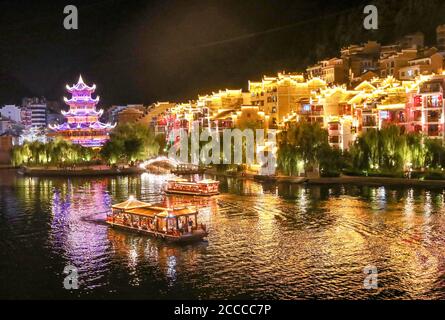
xmin=100 ymin=123 xmax=160 ymax=164
xmin=425 ymin=138 xmax=445 ymax=169
xmin=11 ymin=138 xmax=98 ymax=167
xmin=277 ymin=121 xmax=334 ymax=175
xmin=350 ymin=125 xmax=426 ymax=172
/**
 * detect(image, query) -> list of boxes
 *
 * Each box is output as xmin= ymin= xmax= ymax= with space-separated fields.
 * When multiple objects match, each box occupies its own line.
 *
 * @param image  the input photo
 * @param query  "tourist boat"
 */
xmin=107 ymin=197 xmax=208 ymax=243
xmin=165 ymin=178 xmax=220 ymax=196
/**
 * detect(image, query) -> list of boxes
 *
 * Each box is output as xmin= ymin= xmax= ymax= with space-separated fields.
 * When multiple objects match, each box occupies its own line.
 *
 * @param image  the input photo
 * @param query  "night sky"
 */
xmin=1 ymin=0 xmax=445 ymax=106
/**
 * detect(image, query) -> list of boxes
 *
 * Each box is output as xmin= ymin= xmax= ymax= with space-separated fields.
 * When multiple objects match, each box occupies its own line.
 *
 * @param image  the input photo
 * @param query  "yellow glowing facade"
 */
xmin=143 ymin=102 xmax=177 ymax=125
xmin=232 ymin=106 xmax=267 ymax=130
xmin=147 ymin=70 xmax=445 ymax=152
xmin=249 ymin=72 xmax=327 ymax=128
xmin=198 ymin=89 xmax=247 ymax=115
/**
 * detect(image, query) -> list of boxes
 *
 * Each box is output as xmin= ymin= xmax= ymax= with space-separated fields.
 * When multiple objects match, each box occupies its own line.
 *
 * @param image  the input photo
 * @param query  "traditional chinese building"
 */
xmin=49 ymin=76 xmax=115 ymax=148
xmin=405 ymin=75 xmax=445 ymax=138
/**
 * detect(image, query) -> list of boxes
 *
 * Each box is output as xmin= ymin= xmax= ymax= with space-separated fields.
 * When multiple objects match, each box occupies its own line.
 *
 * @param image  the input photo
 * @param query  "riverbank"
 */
xmin=0 ymin=165 xmax=15 ymax=170
xmin=306 ymin=175 xmax=445 ymax=188
xmin=205 ymin=168 xmax=445 ymax=188
xmin=19 ymin=165 xmax=146 ymax=177
xmin=206 ymin=169 xmax=256 ymax=180
xmin=15 ymin=165 xmax=445 ymax=187
xmin=206 ymin=169 xmax=307 ymax=183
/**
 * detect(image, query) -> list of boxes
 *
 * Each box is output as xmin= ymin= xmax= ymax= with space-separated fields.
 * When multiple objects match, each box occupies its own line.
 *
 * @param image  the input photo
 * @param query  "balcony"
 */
xmin=425 ymin=104 xmax=442 ymax=109
xmin=363 ymin=119 xmax=377 ymax=127
xmin=309 ymin=117 xmax=324 ymax=125
xmin=412 ymin=114 xmax=422 ymax=122
xmin=329 ymin=136 xmax=340 ymax=144
xmin=420 ymin=83 xmax=443 ymax=94
xmin=299 ymin=110 xmax=323 ymax=116
xmin=424 ymin=95 xmax=443 ymax=109
xmin=426 ymin=110 xmax=440 ymax=123
xmin=428 ymin=130 xmax=440 ymax=137
xmin=427 ymin=124 xmax=440 ymax=137
xmin=427 ymin=117 xmax=440 ymax=123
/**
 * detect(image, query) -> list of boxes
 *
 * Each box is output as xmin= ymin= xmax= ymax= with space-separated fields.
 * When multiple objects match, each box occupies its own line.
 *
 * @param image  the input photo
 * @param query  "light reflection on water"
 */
xmin=1 ymin=170 xmax=445 ymax=299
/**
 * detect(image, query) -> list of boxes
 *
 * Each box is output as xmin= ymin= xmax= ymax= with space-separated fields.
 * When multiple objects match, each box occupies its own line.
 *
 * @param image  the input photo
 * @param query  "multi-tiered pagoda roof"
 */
xmin=49 ymin=75 xmax=115 ymax=148
xmin=65 ymin=75 xmax=96 ymax=93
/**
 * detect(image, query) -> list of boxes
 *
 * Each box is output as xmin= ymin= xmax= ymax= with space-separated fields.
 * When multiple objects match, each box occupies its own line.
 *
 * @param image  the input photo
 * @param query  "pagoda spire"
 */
xmin=49 ymin=75 xmax=116 ymax=148
xmin=66 ymin=74 xmax=96 ymax=93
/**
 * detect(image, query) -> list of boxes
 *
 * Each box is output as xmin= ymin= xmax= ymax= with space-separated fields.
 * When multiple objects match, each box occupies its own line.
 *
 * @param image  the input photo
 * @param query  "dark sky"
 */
xmin=1 ymin=0 xmax=443 ymax=106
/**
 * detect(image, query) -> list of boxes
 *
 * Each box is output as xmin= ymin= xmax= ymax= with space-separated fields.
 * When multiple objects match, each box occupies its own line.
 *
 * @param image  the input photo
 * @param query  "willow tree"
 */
xmin=404 ymin=133 xmax=426 ymax=169
xmin=100 ymin=139 xmax=124 ymax=165
xmin=363 ymin=128 xmax=380 ymax=168
xmin=277 ymin=121 xmax=332 ymax=175
xmin=380 ymin=125 xmax=403 ymax=169
xmin=277 ymin=143 xmax=301 ymax=176
xmin=425 ymin=138 xmax=445 ymax=169
xmin=11 ymin=139 xmax=97 ymax=167
xmin=351 ymin=125 xmax=426 ymax=171
xmin=101 ymin=123 xmax=160 ymax=164
xmin=11 ymin=144 xmax=31 ymax=166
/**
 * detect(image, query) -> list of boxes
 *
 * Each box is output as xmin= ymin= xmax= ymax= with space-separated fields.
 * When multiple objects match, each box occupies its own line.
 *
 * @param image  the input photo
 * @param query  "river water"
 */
xmin=1 ymin=170 xmax=445 ymax=299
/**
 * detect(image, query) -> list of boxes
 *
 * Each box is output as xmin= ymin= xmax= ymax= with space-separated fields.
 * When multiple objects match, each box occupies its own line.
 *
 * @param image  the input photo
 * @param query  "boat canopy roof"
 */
xmin=157 ymin=207 xmax=197 ymax=217
xmin=168 ymin=178 xmax=219 ymax=185
xmin=169 ymin=178 xmax=189 ymax=182
xmin=125 ymin=205 xmax=197 ymax=218
xmin=112 ymin=198 xmax=151 ymax=210
xmin=126 ymin=207 xmax=167 ymax=217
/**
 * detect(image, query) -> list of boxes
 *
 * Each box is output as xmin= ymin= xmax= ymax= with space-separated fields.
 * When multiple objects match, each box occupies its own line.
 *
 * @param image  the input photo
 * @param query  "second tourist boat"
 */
xmin=165 ymin=178 xmax=220 ymax=196
xmin=107 ymin=197 xmax=208 ymax=243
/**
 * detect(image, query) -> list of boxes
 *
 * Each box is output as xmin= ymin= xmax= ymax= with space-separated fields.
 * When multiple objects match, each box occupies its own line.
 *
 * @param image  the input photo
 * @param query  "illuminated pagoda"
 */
xmin=49 ymin=76 xmax=115 ymax=148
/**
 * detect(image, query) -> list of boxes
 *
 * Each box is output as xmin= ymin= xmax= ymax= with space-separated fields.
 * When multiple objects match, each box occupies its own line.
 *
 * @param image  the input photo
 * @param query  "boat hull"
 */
xmin=107 ymin=222 xmax=208 ymax=243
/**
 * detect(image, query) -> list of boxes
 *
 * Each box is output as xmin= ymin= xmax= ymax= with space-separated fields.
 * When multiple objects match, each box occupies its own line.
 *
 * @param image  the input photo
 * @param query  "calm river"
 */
xmin=1 ymin=170 xmax=445 ymax=299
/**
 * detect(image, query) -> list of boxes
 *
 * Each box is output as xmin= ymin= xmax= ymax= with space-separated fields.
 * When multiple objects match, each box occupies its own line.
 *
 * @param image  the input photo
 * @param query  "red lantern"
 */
xmin=414 ymin=95 xmax=422 ymax=107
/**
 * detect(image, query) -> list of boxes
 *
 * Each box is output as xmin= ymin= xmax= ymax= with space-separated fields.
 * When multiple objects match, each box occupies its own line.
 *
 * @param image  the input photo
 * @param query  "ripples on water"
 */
xmin=1 ymin=170 xmax=445 ymax=299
